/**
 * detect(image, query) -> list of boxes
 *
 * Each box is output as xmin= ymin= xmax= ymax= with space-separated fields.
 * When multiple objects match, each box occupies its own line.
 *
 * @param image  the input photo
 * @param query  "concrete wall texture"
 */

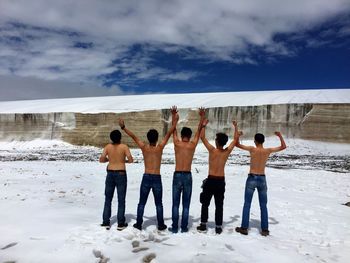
xmin=0 ymin=103 xmax=349 ymax=147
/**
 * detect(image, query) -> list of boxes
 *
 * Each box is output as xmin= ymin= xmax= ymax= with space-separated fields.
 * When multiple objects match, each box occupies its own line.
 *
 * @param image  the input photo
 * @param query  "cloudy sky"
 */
xmin=0 ymin=0 xmax=349 ymax=100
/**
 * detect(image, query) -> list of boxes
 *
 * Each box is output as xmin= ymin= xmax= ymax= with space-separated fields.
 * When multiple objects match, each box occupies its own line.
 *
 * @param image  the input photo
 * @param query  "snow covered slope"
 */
xmin=0 ymin=89 xmax=349 ymax=113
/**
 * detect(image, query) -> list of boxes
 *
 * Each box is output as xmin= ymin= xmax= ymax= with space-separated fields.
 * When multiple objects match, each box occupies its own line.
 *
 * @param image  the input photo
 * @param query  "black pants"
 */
xmin=200 ymin=177 xmax=225 ymax=226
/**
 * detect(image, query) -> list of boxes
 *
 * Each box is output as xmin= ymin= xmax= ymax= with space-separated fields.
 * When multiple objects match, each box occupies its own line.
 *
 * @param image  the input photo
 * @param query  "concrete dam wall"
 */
xmin=1 ymin=103 xmax=349 ymax=147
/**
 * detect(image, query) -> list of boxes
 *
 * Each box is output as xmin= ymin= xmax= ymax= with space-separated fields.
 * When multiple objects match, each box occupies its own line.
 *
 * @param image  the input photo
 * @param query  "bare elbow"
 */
xmin=99 ymin=156 xmax=108 ymax=163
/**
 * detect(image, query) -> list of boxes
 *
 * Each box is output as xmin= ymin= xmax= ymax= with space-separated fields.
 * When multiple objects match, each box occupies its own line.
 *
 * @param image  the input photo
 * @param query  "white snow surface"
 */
xmin=1 ymin=139 xmax=350 ymax=262
xmin=0 ymin=89 xmax=349 ymax=113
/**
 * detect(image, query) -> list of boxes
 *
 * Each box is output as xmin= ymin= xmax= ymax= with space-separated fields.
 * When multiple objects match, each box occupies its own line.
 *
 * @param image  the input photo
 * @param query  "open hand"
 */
xmin=118 ymin=118 xmax=125 ymax=128
xmin=232 ymin=120 xmax=237 ymax=127
xmin=199 ymin=107 xmax=206 ymax=117
xmin=171 ymin=106 xmax=178 ymax=115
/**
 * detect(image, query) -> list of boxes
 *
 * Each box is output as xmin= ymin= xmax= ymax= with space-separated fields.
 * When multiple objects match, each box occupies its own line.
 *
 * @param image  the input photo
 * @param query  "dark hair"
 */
xmin=216 ymin=132 xmax=228 ymax=147
xmin=110 ymin=130 xmax=121 ymax=144
xmin=254 ymin=133 xmax=265 ymax=144
xmin=147 ymin=129 xmax=159 ymax=144
xmin=181 ymin=127 xmax=192 ymax=139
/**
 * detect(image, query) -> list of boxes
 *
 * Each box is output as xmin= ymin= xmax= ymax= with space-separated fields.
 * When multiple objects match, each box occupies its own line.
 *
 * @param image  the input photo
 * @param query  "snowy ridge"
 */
xmin=0 ymin=89 xmax=349 ymax=113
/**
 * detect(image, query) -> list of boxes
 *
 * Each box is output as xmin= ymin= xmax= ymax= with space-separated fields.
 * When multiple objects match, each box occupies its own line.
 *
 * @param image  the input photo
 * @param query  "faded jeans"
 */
xmin=241 ymin=174 xmax=268 ymax=230
xmin=172 ymin=171 xmax=192 ymax=231
xmin=136 ymin=174 xmax=165 ymax=227
xmin=102 ymin=170 xmax=127 ymax=225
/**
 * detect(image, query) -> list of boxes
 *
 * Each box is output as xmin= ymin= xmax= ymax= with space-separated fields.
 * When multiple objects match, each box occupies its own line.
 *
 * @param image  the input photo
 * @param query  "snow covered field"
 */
xmin=1 ymin=139 xmax=350 ymax=263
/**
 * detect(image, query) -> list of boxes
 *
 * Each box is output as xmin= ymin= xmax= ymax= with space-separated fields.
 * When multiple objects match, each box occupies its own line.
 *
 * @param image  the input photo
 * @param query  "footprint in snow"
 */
xmin=131 ymin=240 xmax=149 ymax=253
xmin=225 ymin=244 xmax=235 ymax=251
xmin=142 ymin=253 xmax=156 ymax=263
xmin=1 ymin=242 xmax=18 ymax=250
xmin=92 ymin=249 xmax=110 ymax=263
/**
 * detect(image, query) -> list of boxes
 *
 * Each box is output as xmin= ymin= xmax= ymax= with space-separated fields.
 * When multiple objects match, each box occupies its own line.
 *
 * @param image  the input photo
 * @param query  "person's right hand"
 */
xmin=274 ymin=131 xmax=282 ymax=137
xmin=118 ymin=118 xmax=125 ymax=128
xmin=199 ymin=107 xmax=206 ymax=117
xmin=171 ymin=106 xmax=178 ymax=115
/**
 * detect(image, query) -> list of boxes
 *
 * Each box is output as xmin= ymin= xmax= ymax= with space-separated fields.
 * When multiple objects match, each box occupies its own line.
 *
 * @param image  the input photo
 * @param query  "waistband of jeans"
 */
xmin=248 ymin=173 xmax=265 ymax=177
xmin=143 ymin=173 xmax=161 ymax=177
xmin=174 ymin=171 xmax=192 ymax=175
xmin=207 ymin=175 xmax=225 ymax=180
xmin=107 ymin=169 xmax=126 ymax=174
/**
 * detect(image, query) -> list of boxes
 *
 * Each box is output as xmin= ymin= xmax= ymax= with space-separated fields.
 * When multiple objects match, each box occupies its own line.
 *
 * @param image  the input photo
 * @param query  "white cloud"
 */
xmin=0 ymin=0 xmax=349 ymax=99
xmin=2 ymin=0 xmax=349 ymax=53
xmin=0 ymin=75 xmax=126 ymax=101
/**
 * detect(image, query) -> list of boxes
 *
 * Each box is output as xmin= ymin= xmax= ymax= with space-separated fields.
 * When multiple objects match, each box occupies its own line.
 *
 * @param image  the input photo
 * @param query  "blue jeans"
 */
xmin=172 ymin=171 xmax=192 ymax=231
xmin=102 ymin=170 xmax=127 ymax=225
xmin=136 ymin=174 xmax=165 ymax=227
xmin=241 ymin=174 xmax=268 ymax=230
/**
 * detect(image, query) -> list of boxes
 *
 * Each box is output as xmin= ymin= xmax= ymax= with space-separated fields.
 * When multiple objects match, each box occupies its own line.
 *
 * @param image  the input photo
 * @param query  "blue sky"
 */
xmin=0 ymin=0 xmax=349 ymax=100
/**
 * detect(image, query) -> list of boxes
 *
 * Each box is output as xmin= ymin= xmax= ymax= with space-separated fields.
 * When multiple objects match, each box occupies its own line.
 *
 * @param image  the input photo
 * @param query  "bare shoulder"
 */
xmin=173 ymin=140 xmax=182 ymax=147
xmin=120 ymin=143 xmax=130 ymax=151
xmin=105 ymin=143 xmax=113 ymax=149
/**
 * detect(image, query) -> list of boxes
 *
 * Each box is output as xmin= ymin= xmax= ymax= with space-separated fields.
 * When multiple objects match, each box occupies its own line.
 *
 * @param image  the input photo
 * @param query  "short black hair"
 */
xmin=181 ymin=127 xmax=192 ymax=139
xmin=254 ymin=133 xmax=265 ymax=144
xmin=147 ymin=129 xmax=159 ymax=144
xmin=110 ymin=130 xmax=121 ymax=144
xmin=216 ymin=132 xmax=228 ymax=147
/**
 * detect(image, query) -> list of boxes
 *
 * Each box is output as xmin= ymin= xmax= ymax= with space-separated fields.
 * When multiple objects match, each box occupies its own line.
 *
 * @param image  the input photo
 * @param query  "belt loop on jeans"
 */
xmin=248 ymin=173 xmax=265 ymax=177
xmin=174 ymin=171 xmax=191 ymax=174
xmin=107 ymin=169 xmax=126 ymax=174
xmin=144 ymin=173 xmax=161 ymax=177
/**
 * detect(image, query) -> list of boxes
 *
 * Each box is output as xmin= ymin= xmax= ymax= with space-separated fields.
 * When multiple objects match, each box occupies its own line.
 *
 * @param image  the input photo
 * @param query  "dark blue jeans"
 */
xmin=136 ymin=174 xmax=165 ymax=227
xmin=102 ymin=170 xmax=127 ymax=225
xmin=172 ymin=171 xmax=192 ymax=231
xmin=241 ymin=174 xmax=268 ymax=230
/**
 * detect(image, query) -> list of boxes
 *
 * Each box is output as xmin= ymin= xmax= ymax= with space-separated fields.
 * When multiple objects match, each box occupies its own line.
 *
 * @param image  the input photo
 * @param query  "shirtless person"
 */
xmin=100 ymin=130 xmax=133 ymax=230
xmin=169 ymin=106 xmax=205 ymax=233
xmin=197 ymin=119 xmax=238 ymax=234
xmin=119 ymin=111 xmax=179 ymax=231
xmin=234 ymin=127 xmax=287 ymax=236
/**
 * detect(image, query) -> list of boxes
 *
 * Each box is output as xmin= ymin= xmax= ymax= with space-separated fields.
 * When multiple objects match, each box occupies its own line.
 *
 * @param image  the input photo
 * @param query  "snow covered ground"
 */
xmin=1 ymin=139 xmax=350 ymax=262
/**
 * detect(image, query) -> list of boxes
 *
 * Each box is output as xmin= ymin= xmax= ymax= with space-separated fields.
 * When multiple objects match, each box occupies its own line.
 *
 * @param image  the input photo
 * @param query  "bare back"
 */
xmin=102 ymin=143 xmax=132 ymax=170
xmin=174 ymin=141 xmax=197 ymax=171
xmin=249 ymin=147 xmax=271 ymax=174
xmin=208 ymin=148 xmax=231 ymax=177
xmin=141 ymin=145 xmax=164 ymax=174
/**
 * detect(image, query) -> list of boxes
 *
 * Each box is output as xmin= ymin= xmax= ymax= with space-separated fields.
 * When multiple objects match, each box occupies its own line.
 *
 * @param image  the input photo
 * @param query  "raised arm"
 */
xmin=192 ymin=107 xmax=206 ymax=145
xmin=99 ymin=146 xmax=109 ymax=163
xmin=159 ymin=110 xmax=179 ymax=148
xmin=119 ymin=118 xmax=145 ymax=149
xmin=200 ymin=119 xmax=215 ymax=151
xmin=235 ymin=129 xmax=254 ymax=152
xmin=171 ymin=106 xmax=179 ymax=143
xmin=226 ymin=120 xmax=239 ymax=152
xmin=267 ymin=132 xmax=287 ymax=153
